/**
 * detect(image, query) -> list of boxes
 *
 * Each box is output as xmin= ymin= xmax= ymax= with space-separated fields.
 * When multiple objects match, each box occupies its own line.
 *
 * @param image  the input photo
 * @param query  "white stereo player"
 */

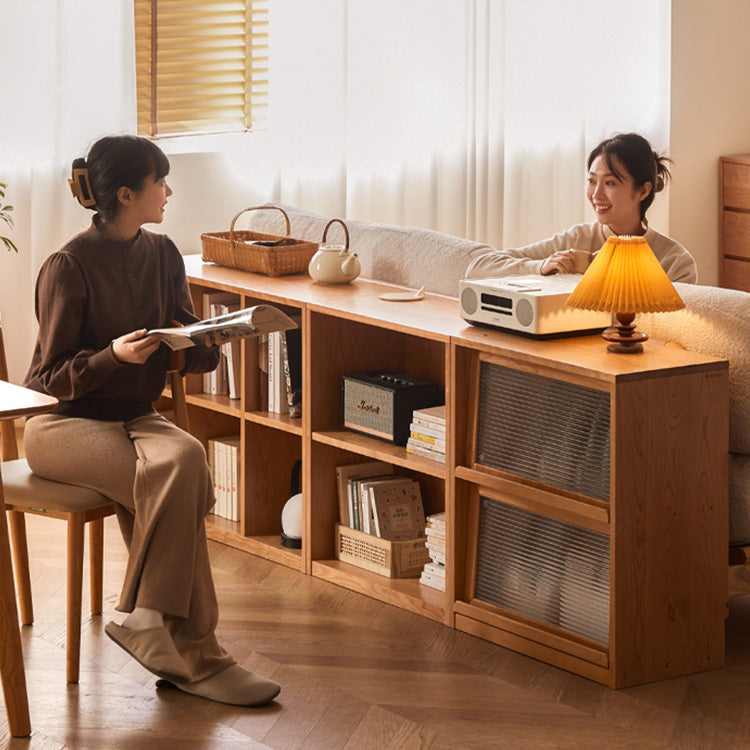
xmin=459 ymin=275 xmax=611 ymax=338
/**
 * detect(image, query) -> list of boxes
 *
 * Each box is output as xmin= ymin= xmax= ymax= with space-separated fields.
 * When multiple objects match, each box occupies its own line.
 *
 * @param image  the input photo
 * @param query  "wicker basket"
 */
xmin=335 ymin=524 xmax=430 ymax=578
xmin=201 ymin=206 xmax=318 ymax=277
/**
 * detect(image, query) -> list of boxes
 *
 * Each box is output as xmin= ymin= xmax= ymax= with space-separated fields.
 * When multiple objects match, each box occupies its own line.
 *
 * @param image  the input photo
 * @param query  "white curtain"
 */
xmin=0 ymin=0 xmax=136 ymax=381
xmin=267 ymin=0 xmax=670 ymax=249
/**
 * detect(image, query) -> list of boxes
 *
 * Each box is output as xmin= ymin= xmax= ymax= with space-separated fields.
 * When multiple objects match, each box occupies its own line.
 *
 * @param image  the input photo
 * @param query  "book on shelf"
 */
xmin=409 ymin=421 xmax=446 ymax=441
xmin=348 ymin=473 xmax=395 ymax=532
xmin=208 ymin=435 xmax=241 ymax=522
xmin=280 ymin=322 xmax=302 ymax=418
xmin=408 ymin=405 xmax=446 ymax=463
xmin=257 ymin=333 xmax=269 ymax=408
xmin=267 ymin=331 xmax=282 ymax=413
xmin=222 ymin=306 xmax=242 ymax=400
xmin=406 ymin=438 xmax=446 ymax=463
xmin=148 ymin=304 xmax=298 ymax=352
xmin=358 ymin=475 xmax=411 ymax=535
xmin=425 ymin=511 xmax=446 ymax=566
xmin=201 ymin=292 xmax=236 ymax=396
xmin=420 ymin=561 xmax=446 ymax=591
xmin=409 ymin=429 xmax=446 ymax=451
xmin=370 ymin=479 xmax=426 ymax=541
xmin=411 ymin=404 xmax=446 ymax=427
xmin=335 ymin=461 xmax=393 ymax=529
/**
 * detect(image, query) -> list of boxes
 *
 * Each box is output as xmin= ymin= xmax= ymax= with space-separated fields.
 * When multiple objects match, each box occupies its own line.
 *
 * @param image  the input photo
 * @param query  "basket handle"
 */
xmin=321 ymin=218 xmax=350 ymax=250
xmin=229 ymin=206 xmax=291 ymax=246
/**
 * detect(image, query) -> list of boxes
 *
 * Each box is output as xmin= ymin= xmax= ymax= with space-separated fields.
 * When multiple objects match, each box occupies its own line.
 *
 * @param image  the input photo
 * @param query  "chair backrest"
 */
xmin=167 ymin=353 xmax=189 ymax=432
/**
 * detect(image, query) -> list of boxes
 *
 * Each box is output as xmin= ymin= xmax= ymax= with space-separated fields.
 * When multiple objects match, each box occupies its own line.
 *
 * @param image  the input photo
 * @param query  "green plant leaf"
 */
xmin=2 ymin=236 xmax=19 ymax=253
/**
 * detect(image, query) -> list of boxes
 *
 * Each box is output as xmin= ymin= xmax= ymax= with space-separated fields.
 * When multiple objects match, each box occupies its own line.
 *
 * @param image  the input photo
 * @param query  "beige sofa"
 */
xmin=245 ymin=203 xmax=493 ymax=298
xmin=638 ymin=284 xmax=750 ymax=548
xmin=247 ymin=204 xmax=749 ymax=548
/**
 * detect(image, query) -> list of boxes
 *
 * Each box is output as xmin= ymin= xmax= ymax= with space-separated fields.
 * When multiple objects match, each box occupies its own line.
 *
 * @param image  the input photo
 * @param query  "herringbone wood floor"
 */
xmin=4 ymin=512 xmax=750 ymax=749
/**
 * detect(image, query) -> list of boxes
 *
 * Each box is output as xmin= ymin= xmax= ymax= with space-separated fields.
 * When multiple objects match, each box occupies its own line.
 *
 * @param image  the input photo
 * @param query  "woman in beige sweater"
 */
xmin=466 ymin=133 xmax=698 ymax=284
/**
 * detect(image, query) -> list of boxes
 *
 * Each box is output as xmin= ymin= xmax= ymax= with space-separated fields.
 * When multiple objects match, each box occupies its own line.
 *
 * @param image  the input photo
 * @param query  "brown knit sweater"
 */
xmin=24 ymin=221 xmax=219 ymax=420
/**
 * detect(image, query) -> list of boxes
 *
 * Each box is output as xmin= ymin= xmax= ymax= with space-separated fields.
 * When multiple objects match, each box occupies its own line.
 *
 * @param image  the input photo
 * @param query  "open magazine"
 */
xmin=147 ymin=305 xmax=298 ymax=351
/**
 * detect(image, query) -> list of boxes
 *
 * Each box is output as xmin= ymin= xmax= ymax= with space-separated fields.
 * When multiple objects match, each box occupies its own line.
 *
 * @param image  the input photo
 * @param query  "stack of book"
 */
xmin=406 ymin=405 xmax=446 ymax=463
xmin=335 ymin=460 xmax=426 ymax=541
xmin=265 ymin=324 xmax=302 ymax=417
xmin=201 ymin=292 xmax=242 ymax=399
xmin=420 ymin=511 xmax=446 ymax=591
xmin=207 ymin=435 xmax=241 ymax=522
xmin=188 ymin=292 xmax=302 ymax=416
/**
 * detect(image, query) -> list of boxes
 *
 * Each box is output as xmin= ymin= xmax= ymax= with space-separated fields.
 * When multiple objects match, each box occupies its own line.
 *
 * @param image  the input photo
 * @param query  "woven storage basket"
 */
xmin=201 ymin=206 xmax=318 ymax=277
xmin=335 ymin=524 xmax=429 ymax=578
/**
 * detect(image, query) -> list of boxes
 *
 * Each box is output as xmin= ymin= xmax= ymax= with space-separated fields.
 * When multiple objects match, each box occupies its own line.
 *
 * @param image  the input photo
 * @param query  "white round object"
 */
xmin=281 ymin=492 xmax=303 ymax=539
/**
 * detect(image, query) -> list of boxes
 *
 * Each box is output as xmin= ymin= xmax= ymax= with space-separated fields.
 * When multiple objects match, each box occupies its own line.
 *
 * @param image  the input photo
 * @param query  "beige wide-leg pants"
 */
xmin=23 ymin=411 xmax=235 ymax=682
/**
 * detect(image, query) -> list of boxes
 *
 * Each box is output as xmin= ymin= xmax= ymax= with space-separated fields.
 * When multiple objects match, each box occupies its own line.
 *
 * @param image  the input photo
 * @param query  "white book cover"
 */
xmin=273 ymin=331 xmax=284 ymax=414
xmin=409 ymin=421 xmax=446 ymax=440
xmin=225 ymin=436 xmax=240 ymax=521
xmin=411 ymin=404 xmax=446 ymax=426
xmin=207 ymin=438 xmax=217 ymax=514
xmin=406 ymin=439 xmax=446 ymax=462
xmin=427 ymin=511 xmax=446 ymax=527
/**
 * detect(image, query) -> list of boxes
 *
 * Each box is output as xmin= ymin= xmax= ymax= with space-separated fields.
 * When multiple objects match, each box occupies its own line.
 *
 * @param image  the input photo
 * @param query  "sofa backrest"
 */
xmin=244 ymin=203 xmax=494 ymax=298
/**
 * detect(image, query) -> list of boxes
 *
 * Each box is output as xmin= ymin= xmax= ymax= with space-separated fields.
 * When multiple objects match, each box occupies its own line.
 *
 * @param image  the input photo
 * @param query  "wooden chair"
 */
xmin=0 ymin=323 xmax=188 ymax=683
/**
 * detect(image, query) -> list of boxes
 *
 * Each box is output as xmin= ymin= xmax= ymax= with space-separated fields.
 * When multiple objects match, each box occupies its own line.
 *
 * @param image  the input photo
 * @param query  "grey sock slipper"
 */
xmin=105 ymin=621 xmax=192 ymax=683
xmin=156 ymin=664 xmax=280 ymax=706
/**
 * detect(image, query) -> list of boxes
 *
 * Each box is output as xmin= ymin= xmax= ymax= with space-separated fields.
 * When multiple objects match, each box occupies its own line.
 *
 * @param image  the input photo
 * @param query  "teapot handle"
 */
xmin=321 ymin=218 xmax=350 ymax=250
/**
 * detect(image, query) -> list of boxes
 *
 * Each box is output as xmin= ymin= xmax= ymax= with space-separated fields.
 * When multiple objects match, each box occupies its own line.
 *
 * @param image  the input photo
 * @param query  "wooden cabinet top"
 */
xmin=184 ymin=254 xmax=727 ymax=385
xmin=721 ymin=154 xmax=750 ymax=166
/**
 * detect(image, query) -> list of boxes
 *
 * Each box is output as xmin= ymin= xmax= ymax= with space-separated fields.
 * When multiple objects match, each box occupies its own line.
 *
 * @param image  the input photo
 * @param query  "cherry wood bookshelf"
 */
xmin=180 ymin=254 xmax=728 ymax=687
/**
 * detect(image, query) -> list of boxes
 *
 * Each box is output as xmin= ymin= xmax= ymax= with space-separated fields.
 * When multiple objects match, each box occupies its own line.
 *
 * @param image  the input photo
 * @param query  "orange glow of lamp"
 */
xmin=566 ymin=235 xmax=684 ymax=353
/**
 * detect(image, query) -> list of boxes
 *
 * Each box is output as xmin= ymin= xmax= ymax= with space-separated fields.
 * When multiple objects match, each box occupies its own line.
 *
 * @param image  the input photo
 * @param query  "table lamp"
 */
xmin=566 ymin=235 xmax=684 ymax=353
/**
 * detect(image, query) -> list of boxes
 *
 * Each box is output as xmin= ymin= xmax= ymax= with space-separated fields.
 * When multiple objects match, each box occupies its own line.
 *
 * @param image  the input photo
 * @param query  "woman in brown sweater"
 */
xmin=23 ymin=135 xmax=280 ymax=707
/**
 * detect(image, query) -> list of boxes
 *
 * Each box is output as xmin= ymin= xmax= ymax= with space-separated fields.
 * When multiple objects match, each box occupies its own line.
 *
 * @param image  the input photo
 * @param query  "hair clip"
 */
xmin=68 ymin=167 xmax=96 ymax=207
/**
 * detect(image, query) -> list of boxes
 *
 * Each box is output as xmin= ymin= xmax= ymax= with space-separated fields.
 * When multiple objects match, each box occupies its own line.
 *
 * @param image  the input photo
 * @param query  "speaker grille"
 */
xmin=476 ymin=362 xmax=610 ymax=502
xmin=476 ymin=497 xmax=610 ymax=644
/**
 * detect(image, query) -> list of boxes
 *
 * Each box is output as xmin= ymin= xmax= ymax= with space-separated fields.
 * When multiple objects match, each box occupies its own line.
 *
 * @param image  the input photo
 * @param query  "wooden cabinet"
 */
xmin=450 ymin=326 xmax=728 ymax=688
xmin=180 ymin=255 xmax=728 ymax=687
xmin=720 ymin=154 xmax=750 ymax=290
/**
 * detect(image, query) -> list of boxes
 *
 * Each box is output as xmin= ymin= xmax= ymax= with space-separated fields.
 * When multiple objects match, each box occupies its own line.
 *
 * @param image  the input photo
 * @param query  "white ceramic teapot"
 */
xmin=308 ymin=219 xmax=361 ymax=284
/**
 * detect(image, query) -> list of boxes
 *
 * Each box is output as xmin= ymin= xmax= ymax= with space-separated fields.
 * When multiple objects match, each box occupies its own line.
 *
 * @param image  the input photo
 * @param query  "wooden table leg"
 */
xmin=0 ymin=488 xmax=31 ymax=738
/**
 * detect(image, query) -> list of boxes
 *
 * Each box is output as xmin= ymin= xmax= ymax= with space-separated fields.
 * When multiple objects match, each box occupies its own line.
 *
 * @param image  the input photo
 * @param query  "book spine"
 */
xmin=267 ymin=333 xmax=276 ymax=412
xmin=273 ymin=332 xmax=284 ymax=415
xmin=409 ymin=421 xmax=446 ymax=439
xmin=409 ymin=430 xmax=446 ymax=448
xmin=230 ymin=439 xmax=239 ymax=522
xmin=280 ymin=331 xmax=297 ymax=417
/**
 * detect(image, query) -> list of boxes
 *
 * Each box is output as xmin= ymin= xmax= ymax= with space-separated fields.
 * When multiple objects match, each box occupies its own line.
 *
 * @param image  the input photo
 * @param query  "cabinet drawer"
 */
xmin=722 ymin=210 xmax=750 ymax=259
xmin=722 ymin=257 xmax=750 ymax=292
xmin=722 ymin=162 xmax=750 ymax=209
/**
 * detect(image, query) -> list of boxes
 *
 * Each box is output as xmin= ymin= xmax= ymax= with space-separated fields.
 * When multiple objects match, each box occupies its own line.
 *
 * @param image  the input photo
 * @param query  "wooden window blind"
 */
xmin=134 ymin=0 xmax=269 ymax=138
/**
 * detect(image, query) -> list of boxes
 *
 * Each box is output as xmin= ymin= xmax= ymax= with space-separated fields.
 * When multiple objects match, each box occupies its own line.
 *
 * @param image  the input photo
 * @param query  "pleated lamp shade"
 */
xmin=567 ymin=235 xmax=684 ymax=352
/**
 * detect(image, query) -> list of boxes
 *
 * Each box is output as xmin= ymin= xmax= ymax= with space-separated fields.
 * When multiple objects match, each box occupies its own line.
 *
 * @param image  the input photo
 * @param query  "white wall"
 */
xmin=669 ymin=0 xmax=750 ymax=285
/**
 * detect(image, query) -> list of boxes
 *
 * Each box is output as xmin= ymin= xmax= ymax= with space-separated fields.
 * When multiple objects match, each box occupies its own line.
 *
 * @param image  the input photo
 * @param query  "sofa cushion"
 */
xmin=638 ymin=282 xmax=750 ymax=455
xmin=245 ymin=203 xmax=493 ymax=298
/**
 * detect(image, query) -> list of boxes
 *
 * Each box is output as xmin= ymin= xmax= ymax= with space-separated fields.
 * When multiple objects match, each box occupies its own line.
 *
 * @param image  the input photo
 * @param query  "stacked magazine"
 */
xmin=420 ymin=511 xmax=446 ymax=591
xmin=406 ymin=405 xmax=446 ymax=463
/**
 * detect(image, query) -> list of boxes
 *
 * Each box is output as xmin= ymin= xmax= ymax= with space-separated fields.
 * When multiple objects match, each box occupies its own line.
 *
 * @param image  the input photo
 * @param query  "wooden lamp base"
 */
xmin=602 ymin=312 xmax=647 ymax=353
